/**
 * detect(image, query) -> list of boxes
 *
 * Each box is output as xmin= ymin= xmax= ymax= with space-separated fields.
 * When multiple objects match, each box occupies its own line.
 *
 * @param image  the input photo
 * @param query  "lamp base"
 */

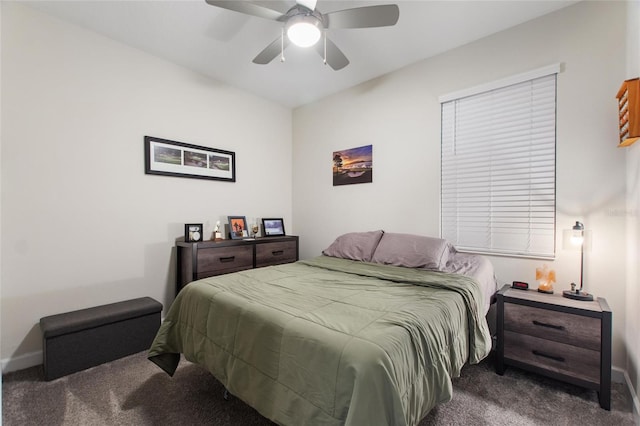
xmin=562 ymin=289 xmax=594 ymax=301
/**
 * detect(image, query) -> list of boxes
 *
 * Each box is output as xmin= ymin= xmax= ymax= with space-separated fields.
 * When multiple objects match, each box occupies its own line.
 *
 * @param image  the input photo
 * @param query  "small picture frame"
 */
xmin=185 ymin=223 xmax=203 ymax=242
xmin=262 ymin=218 xmax=285 ymax=237
xmin=228 ymin=216 xmax=248 ymax=240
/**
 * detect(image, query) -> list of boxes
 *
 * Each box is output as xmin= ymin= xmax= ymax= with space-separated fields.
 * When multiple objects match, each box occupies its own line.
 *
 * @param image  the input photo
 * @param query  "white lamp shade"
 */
xmin=286 ymin=15 xmax=321 ymax=47
xmin=570 ymin=230 xmax=584 ymax=246
xmin=562 ymin=228 xmax=592 ymax=251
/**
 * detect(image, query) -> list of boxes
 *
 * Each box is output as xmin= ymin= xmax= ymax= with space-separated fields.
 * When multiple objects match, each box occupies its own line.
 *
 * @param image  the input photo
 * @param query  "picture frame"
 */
xmin=332 ymin=144 xmax=373 ymax=186
xmin=262 ymin=218 xmax=285 ymax=237
xmin=228 ymin=216 xmax=248 ymax=240
xmin=185 ymin=223 xmax=203 ymax=242
xmin=144 ymin=136 xmax=236 ymax=182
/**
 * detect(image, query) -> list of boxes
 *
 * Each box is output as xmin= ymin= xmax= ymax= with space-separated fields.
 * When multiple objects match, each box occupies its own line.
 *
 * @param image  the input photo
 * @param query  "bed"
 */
xmin=148 ymin=231 xmax=497 ymax=425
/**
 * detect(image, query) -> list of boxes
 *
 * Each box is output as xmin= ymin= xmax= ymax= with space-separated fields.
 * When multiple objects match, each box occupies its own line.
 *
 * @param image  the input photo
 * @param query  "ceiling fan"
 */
xmin=205 ymin=0 xmax=400 ymax=70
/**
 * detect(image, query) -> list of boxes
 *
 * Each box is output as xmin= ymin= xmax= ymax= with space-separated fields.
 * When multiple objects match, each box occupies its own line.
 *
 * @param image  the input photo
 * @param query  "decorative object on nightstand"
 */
xmin=562 ymin=221 xmax=594 ymax=301
xmin=511 ymin=281 xmax=529 ymax=290
xmin=616 ymin=77 xmax=639 ymax=147
xmin=496 ymin=285 xmax=612 ymax=410
xmin=536 ymin=264 xmax=555 ymax=294
xmin=184 ymin=223 xmax=203 ymax=242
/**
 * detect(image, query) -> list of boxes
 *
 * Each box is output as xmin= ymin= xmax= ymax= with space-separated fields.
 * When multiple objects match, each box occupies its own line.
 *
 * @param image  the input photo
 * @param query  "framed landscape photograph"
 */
xmin=228 ymin=216 xmax=248 ymax=240
xmin=144 ymin=136 xmax=235 ymax=182
xmin=332 ymin=144 xmax=373 ymax=186
xmin=262 ymin=218 xmax=285 ymax=237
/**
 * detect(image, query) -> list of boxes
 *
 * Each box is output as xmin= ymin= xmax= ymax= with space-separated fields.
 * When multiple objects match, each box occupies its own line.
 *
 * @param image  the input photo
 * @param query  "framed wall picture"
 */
xmin=332 ymin=144 xmax=373 ymax=186
xmin=262 ymin=218 xmax=285 ymax=237
xmin=144 ymin=136 xmax=236 ymax=182
xmin=228 ymin=216 xmax=248 ymax=240
xmin=185 ymin=223 xmax=203 ymax=242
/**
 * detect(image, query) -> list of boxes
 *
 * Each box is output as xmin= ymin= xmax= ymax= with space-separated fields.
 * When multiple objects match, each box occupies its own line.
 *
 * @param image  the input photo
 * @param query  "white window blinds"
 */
xmin=440 ymin=71 xmax=557 ymax=259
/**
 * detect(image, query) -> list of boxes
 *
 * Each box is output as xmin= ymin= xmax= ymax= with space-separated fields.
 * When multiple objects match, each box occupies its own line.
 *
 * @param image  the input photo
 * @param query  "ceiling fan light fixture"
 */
xmin=286 ymin=14 xmax=322 ymax=47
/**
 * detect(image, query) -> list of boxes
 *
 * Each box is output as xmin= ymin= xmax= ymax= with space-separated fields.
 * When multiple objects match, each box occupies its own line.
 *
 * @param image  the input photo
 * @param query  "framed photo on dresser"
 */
xmin=262 ymin=218 xmax=285 ymax=237
xmin=228 ymin=216 xmax=248 ymax=239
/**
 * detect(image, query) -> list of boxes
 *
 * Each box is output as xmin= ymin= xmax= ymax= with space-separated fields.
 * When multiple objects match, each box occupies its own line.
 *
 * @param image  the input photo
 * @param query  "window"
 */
xmin=440 ymin=65 xmax=558 ymax=259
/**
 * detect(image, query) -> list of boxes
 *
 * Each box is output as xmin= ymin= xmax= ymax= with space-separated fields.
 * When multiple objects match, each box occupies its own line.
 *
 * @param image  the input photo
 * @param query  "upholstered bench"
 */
xmin=39 ymin=297 xmax=162 ymax=380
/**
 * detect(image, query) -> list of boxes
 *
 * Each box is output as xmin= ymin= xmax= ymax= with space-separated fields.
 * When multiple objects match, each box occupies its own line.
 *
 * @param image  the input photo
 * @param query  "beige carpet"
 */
xmin=3 ymin=351 xmax=637 ymax=425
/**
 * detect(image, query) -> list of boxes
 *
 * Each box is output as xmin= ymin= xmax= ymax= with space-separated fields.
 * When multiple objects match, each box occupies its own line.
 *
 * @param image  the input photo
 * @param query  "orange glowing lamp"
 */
xmin=536 ymin=265 xmax=555 ymax=294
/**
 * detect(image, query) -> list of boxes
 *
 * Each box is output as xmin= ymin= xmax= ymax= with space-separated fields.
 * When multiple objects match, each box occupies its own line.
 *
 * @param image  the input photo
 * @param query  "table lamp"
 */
xmin=562 ymin=221 xmax=594 ymax=301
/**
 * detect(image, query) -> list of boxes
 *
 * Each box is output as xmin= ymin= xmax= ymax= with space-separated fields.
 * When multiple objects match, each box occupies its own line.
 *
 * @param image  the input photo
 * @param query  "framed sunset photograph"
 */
xmin=332 ymin=144 xmax=373 ymax=186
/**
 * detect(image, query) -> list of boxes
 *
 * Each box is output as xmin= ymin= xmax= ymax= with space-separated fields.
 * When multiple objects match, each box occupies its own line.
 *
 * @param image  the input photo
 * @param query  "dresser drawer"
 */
xmin=504 ymin=303 xmax=601 ymax=351
xmin=255 ymin=241 xmax=297 ymax=267
xmin=504 ymin=330 xmax=600 ymax=384
xmin=196 ymin=245 xmax=253 ymax=276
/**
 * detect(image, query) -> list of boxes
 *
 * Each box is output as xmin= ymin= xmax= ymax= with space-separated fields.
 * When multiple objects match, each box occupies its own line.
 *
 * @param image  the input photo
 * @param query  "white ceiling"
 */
xmin=24 ymin=0 xmax=578 ymax=108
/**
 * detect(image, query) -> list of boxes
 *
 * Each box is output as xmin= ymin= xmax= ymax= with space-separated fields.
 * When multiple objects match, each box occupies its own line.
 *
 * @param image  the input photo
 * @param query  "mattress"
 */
xmin=444 ymin=250 xmax=499 ymax=315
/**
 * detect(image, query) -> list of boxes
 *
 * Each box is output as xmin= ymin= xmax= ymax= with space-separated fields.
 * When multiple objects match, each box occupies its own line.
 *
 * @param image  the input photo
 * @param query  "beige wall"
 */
xmin=293 ymin=0 xmax=630 ymax=371
xmin=625 ymin=0 xmax=640 ymax=417
xmin=0 ymin=3 xmax=292 ymax=371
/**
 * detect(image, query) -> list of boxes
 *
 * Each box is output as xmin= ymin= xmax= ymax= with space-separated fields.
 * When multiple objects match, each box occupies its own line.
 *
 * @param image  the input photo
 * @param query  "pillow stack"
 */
xmin=323 ymin=230 xmax=451 ymax=271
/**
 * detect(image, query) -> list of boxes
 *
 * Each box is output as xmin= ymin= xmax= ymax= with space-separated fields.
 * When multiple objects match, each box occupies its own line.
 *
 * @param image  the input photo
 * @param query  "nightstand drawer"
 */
xmin=197 ymin=245 xmax=253 ymax=275
xmin=504 ymin=331 xmax=600 ymax=384
xmin=504 ymin=303 xmax=601 ymax=351
xmin=255 ymin=241 xmax=297 ymax=267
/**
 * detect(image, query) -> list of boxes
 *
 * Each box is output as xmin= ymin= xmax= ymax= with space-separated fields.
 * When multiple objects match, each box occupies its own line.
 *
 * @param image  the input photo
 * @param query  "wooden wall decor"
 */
xmin=616 ymin=78 xmax=640 ymax=147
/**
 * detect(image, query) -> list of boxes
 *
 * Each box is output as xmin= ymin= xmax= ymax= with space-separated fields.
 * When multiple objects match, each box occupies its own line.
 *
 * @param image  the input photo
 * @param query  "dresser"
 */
xmin=495 ymin=285 xmax=612 ymax=410
xmin=175 ymin=236 xmax=299 ymax=294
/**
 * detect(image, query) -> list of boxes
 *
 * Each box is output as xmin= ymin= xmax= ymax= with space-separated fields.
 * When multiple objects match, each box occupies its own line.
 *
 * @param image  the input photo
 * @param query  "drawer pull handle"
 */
xmin=219 ymin=256 xmax=235 ymax=263
xmin=532 ymin=350 xmax=565 ymax=363
xmin=272 ymin=250 xmax=284 ymax=256
xmin=532 ymin=320 xmax=564 ymax=331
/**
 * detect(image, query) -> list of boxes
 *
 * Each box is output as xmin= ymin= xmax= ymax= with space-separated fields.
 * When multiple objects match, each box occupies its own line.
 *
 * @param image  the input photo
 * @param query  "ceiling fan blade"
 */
xmin=325 ymin=4 xmax=399 ymax=29
xmin=296 ymin=0 xmax=317 ymax=11
xmin=205 ymin=1 xmax=284 ymax=21
xmin=315 ymin=37 xmax=349 ymax=71
xmin=253 ymin=36 xmax=290 ymax=64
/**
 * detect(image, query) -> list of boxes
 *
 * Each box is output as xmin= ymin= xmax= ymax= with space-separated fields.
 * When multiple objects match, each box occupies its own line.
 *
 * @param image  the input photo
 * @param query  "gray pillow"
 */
xmin=371 ymin=233 xmax=450 ymax=271
xmin=322 ymin=230 xmax=384 ymax=262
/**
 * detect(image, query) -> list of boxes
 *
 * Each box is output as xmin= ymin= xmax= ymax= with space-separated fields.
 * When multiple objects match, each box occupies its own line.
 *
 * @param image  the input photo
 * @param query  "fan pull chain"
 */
xmin=323 ymin=30 xmax=327 ymax=65
xmin=280 ymin=27 xmax=286 ymax=62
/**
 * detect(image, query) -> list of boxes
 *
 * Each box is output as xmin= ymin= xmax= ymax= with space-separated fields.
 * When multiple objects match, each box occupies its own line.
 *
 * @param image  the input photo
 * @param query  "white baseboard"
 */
xmin=625 ymin=374 xmax=640 ymax=424
xmin=614 ymin=366 xmax=640 ymax=423
xmin=613 ymin=366 xmax=626 ymax=383
xmin=1 ymin=350 xmax=42 ymax=374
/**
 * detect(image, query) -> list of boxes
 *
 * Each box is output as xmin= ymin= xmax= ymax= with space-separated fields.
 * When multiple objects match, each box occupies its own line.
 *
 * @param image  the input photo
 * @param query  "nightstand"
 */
xmin=496 ymin=284 xmax=612 ymax=410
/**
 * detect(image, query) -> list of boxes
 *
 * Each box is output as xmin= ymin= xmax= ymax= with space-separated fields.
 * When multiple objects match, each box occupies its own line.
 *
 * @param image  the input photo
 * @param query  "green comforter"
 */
xmin=148 ymin=256 xmax=491 ymax=426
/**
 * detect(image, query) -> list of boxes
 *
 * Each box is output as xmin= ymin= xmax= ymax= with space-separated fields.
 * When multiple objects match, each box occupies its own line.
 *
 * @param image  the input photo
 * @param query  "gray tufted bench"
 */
xmin=39 ymin=297 xmax=162 ymax=380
